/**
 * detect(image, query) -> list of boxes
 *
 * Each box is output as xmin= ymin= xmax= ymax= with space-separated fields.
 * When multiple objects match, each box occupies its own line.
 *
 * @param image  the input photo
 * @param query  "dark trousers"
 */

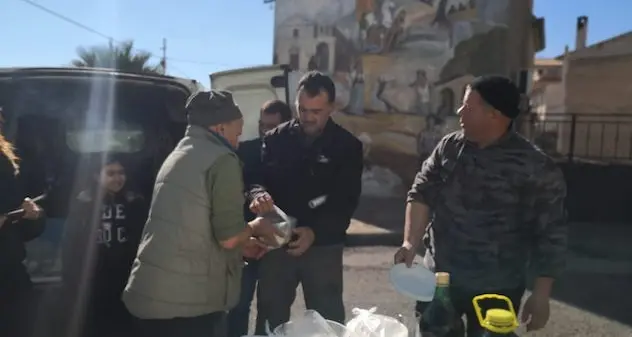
xmin=136 ymin=311 xmax=227 ymax=337
xmin=227 ymin=260 xmax=259 ymax=337
xmin=415 ymin=285 xmax=525 ymax=337
xmin=60 ymin=300 xmax=137 ymax=337
xmin=254 ymin=245 xmax=345 ymax=335
xmin=85 ymin=305 xmax=137 ymax=337
xmin=0 ymin=287 xmax=34 ymax=337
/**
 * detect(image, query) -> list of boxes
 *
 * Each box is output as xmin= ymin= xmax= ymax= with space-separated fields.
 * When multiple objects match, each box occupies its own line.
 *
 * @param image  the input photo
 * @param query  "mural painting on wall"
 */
xmin=274 ymin=0 xmax=512 ymax=184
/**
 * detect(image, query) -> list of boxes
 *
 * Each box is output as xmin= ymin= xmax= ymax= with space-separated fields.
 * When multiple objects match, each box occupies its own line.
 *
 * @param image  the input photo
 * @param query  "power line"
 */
xmin=17 ymin=0 xmax=232 ymax=70
xmin=20 ymin=0 xmax=113 ymax=40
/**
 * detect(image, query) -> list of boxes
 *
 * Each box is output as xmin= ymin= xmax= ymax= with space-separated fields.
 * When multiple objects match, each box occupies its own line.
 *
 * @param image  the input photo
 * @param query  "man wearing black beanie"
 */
xmin=395 ymin=75 xmax=568 ymax=335
xmin=123 ymin=90 xmax=282 ymax=337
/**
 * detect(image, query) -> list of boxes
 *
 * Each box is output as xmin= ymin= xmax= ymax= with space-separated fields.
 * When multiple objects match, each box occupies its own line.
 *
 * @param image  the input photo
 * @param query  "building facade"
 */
xmin=273 ymin=0 xmax=539 ymax=185
xmin=539 ymin=16 xmax=632 ymax=162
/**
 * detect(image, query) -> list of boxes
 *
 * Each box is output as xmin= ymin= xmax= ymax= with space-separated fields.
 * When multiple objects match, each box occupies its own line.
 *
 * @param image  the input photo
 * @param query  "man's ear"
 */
xmin=490 ymin=109 xmax=503 ymax=120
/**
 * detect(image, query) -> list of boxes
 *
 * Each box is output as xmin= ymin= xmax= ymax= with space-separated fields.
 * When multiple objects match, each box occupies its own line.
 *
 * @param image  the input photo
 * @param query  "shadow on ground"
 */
xmin=528 ymin=271 xmax=632 ymax=327
xmin=346 ymin=196 xmax=405 ymax=246
xmin=353 ymin=197 xmax=632 ymax=326
xmin=353 ymin=196 xmax=406 ymax=231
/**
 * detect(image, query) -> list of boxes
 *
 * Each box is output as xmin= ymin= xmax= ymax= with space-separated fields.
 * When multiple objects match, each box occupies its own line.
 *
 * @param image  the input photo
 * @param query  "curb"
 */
xmin=345 ymin=231 xmax=403 ymax=247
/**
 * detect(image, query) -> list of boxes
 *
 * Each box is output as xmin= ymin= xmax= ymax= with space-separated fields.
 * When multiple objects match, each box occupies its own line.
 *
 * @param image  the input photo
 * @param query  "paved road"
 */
xmin=249 ymin=247 xmax=632 ymax=337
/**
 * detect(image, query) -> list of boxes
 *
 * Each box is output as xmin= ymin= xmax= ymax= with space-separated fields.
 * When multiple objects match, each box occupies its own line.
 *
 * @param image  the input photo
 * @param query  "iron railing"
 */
xmin=524 ymin=113 xmax=632 ymax=163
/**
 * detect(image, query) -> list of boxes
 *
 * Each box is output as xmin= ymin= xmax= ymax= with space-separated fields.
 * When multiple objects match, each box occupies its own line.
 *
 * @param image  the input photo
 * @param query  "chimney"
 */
xmin=575 ymin=16 xmax=588 ymax=50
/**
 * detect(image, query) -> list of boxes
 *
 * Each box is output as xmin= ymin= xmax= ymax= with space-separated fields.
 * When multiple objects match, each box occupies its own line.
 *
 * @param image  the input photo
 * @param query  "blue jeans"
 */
xmin=227 ymin=260 xmax=259 ymax=337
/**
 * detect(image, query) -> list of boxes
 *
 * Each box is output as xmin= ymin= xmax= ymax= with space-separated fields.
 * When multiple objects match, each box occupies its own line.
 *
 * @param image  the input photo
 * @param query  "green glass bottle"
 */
xmin=420 ymin=272 xmax=464 ymax=337
xmin=472 ymin=294 xmax=519 ymax=337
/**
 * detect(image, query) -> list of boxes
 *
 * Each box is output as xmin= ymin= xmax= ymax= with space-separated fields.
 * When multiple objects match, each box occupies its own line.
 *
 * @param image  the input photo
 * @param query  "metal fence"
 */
xmin=524 ymin=113 xmax=632 ymax=163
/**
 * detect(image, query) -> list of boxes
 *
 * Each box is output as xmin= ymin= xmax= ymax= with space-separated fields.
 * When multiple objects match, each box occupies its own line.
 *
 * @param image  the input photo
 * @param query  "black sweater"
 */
xmin=62 ymin=189 xmax=148 ymax=314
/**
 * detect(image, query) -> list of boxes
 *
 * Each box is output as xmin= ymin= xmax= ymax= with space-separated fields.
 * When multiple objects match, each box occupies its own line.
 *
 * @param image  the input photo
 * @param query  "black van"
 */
xmin=0 ymin=67 xmax=196 ymax=285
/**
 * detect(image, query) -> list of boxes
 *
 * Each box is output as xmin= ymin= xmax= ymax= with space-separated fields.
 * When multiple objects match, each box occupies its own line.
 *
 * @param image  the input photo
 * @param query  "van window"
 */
xmin=8 ymin=75 xmax=189 ymax=283
xmin=66 ymin=124 xmax=145 ymax=153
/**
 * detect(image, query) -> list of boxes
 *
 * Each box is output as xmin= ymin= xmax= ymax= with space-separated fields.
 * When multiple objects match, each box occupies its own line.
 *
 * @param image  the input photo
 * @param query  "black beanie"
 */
xmin=186 ymin=90 xmax=243 ymax=127
xmin=470 ymin=75 xmax=521 ymax=119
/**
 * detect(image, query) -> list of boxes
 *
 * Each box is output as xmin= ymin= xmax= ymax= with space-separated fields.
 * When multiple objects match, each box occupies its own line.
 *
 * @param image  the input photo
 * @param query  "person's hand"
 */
xmin=393 ymin=242 xmax=416 ymax=267
xmin=520 ymin=292 xmax=550 ymax=331
xmin=248 ymin=216 xmax=284 ymax=246
xmin=249 ymin=192 xmax=274 ymax=215
xmin=243 ymin=237 xmax=268 ymax=259
xmin=287 ymin=227 xmax=315 ymax=257
xmin=0 ymin=215 xmax=6 ymax=229
xmin=22 ymin=197 xmax=42 ymax=220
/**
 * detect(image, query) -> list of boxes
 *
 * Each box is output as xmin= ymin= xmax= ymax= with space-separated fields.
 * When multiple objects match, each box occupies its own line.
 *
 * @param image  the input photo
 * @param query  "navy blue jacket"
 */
xmin=237 ymin=138 xmax=263 ymax=222
xmin=249 ymin=119 xmax=363 ymax=246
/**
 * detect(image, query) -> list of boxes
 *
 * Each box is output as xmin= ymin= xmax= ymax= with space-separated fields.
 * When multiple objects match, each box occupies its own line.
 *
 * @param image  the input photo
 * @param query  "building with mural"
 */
xmin=273 ymin=0 xmax=539 ymax=187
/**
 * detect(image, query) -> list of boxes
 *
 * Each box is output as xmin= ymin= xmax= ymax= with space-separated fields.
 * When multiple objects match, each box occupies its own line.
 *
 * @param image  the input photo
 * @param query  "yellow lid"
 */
xmin=472 ymin=294 xmax=519 ymax=334
xmin=435 ymin=272 xmax=450 ymax=285
xmin=486 ymin=309 xmax=515 ymax=328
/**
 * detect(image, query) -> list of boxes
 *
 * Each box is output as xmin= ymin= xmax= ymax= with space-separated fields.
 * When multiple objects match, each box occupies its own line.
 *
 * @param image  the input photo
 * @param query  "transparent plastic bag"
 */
xmin=345 ymin=307 xmax=409 ymax=337
xmin=262 ymin=205 xmax=296 ymax=249
xmin=270 ymin=310 xmax=341 ymax=337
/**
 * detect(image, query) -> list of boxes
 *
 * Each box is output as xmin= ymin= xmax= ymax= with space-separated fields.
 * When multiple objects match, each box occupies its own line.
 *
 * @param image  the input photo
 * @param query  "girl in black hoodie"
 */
xmin=62 ymin=155 xmax=148 ymax=337
xmin=0 ymin=131 xmax=45 ymax=336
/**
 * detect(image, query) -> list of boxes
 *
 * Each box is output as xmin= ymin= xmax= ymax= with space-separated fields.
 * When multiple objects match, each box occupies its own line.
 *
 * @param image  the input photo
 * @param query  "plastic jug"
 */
xmin=472 ymin=294 xmax=519 ymax=336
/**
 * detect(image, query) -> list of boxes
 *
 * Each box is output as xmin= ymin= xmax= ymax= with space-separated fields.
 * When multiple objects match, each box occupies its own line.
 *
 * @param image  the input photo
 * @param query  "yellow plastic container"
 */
xmin=472 ymin=294 xmax=519 ymax=336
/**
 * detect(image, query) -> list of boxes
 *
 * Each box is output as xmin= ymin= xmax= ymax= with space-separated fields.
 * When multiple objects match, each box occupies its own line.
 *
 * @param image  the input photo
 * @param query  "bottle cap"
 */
xmin=485 ymin=309 xmax=515 ymax=328
xmin=435 ymin=272 xmax=450 ymax=285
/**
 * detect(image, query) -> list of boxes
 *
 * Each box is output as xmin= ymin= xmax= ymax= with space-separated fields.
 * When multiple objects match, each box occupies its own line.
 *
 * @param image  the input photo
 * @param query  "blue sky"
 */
xmin=1 ymin=0 xmax=631 ymax=85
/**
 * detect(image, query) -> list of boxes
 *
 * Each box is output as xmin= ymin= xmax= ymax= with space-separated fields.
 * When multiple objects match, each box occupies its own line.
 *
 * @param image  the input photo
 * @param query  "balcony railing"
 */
xmin=524 ymin=113 xmax=632 ymax=163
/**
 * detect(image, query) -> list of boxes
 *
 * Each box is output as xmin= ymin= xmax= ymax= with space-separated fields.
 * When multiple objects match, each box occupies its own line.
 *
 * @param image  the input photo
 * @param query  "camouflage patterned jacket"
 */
xmin=407 ymin=130 xmax=568 ymax=291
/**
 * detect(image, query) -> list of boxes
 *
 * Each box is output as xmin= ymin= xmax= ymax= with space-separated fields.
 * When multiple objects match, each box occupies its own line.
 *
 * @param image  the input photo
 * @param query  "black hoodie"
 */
xmin=62 ymin=188 xmax=148 ymax=323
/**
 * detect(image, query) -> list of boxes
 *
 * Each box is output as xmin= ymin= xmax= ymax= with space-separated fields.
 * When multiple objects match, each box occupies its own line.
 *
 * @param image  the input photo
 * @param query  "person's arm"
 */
xmin=527 ymin=159 xmax=568 ymax=297
xmin=208 ymin=154 xmax=253 ymax=250
xmin=126 ymin=193 xmax=150 ymax=246
xmin=309 ymin=139 xmax=364 ymax=238
xmin=403 ymin=137 xmax=447 ymax=250
xmin=19 ymin=212 xmax=46 ymax=242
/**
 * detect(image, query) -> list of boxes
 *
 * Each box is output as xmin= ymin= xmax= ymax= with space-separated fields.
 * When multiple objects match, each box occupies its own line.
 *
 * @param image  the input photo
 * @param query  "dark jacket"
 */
xmin=238 ymin=138 xmax=264 ymax=223
xmin=62 ymin=189 xmax=148 ymax=316
xmin=408 ymin=131 xmax=567 ymax=290
xmin=250 ymin=119 xmax=363 ymax=246
xmin=0 ymin=153 xmax=45 ymax=298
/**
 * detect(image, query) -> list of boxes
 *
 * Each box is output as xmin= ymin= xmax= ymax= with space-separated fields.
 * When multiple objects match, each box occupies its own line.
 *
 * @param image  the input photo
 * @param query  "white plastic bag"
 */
xmin=345 ymin=307 xmax=408 ymax=337
xmin=270 ymin=310 xmax=342 ymax=337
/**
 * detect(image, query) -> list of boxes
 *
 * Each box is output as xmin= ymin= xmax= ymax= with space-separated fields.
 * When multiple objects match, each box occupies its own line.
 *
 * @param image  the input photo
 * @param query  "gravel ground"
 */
xmin=246 ymin=247 xmax=632 ymax=337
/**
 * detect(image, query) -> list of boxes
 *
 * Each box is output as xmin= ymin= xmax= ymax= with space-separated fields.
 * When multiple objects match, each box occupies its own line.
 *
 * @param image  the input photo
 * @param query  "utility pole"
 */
xmin=160 ymin=38 xmax=167 ymax=75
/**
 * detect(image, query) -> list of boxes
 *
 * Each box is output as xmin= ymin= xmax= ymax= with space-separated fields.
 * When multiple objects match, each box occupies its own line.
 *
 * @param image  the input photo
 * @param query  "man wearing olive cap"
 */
xmin=123 ymin=90 xmax=281 ymax=337
xmin=395 ymin=76 xmax=568 ymax=335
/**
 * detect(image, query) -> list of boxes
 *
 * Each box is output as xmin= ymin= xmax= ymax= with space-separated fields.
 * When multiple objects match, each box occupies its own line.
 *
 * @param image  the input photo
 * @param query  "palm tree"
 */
xmin=71 ymin=40 xmax=163 ymax=74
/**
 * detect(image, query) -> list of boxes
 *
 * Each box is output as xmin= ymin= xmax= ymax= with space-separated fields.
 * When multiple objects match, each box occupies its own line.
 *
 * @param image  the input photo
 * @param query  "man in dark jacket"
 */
xmin=250 ymin=72 xmax=364 ymax=333
xmin=394 ymin=76 xmax=567 ymax=335
xmin=227 ymin=99 xmax=292 ymax=337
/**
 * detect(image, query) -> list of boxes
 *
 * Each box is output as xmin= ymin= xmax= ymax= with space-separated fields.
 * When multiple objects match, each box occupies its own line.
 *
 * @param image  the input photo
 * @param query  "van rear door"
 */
xmin=210 ymin=65 xmax=288 ymax=141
